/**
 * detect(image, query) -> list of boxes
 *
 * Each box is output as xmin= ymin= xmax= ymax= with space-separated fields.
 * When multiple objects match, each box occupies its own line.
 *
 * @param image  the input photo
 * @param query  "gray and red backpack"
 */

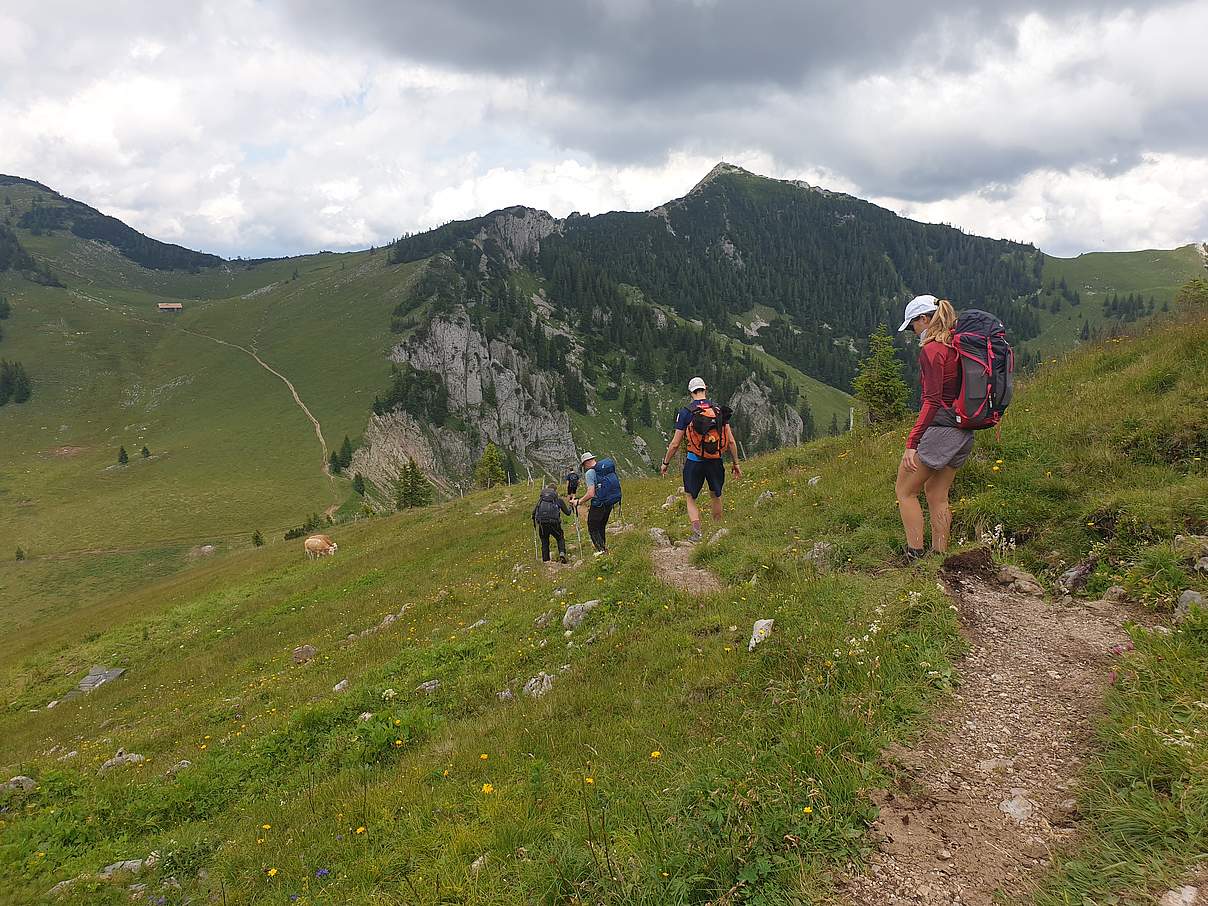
xmin=933 ymin=309 xmax=1014 ymax=430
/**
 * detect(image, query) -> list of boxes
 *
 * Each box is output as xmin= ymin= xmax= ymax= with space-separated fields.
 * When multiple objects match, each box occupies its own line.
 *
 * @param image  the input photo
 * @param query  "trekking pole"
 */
xmin=532 ymin=524 xmax=540 ymax=563
xmin=573 ymin=514 xmax=583 ymax=555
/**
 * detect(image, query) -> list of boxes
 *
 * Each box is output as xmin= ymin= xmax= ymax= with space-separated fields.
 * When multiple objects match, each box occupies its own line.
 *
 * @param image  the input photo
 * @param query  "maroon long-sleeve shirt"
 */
xmin=907 ymin=341 xmax=961 ymax=449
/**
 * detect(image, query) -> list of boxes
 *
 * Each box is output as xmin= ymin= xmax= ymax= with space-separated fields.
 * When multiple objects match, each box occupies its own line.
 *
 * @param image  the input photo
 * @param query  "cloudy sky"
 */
xmin=2 ymin=0 xmax=1206 ymax=258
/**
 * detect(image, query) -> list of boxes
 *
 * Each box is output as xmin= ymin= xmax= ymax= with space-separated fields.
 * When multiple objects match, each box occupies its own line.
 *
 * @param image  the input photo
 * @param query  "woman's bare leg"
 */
xmin=895 ymin=458 xmax=935 ymax=550
xmin=923 ymin=466 xmax=959 ymax=552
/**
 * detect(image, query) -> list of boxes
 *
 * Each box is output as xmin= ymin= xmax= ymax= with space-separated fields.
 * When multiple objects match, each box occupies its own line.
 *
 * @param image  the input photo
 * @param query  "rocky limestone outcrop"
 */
xmin=729 ymin=376 xmax=803 ymax=449
xmin=476 ymin=208 xmax=561 ymax=266
xmin=352 ymin=310 xmax=577 ymax=493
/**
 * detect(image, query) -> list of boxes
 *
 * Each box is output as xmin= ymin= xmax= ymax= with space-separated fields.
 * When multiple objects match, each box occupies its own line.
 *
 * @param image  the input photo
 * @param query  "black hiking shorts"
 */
xmin=683 ymin=458 xmax=725 ymax=499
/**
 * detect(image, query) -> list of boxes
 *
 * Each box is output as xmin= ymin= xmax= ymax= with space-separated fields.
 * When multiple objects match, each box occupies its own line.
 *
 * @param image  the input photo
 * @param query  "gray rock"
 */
xmin=729 ymin=376 xmax=803 ymax=448
xmin=48 ymin=878 xmax=81 ymax=896
xmin=57 ymin=751 xmax=78 ymax=761
xmin=4 ymin=775 xmax=37 ymax=792
xmin=523 ymin=672 xmax=555 ymax=699
xmin=755 ymin=491 xmax=776 ymax=508
xmin=534 ymin=609 xmax=557 ymax=629
xmin=415 ymin=679 xmax=440 ymax=694
xmin=1058 ymin=558 xmax=1095 ymax=594
xmin=357 ymin=712 xmax=374 ymax=722
xmin=166 ymin=760 xmax=191 ymax=776
xmin=748 ymin=619 xmax=774 ymax=652
xmin=808 ymin=475 xmax=822 ymax=487
xmin=1158 ymin=886 xmax=1199 ymax=906
xmin=1103 ymin=585 xmax=1129 ymax=603
xmin=805 ymin=541 xmax=834 ymax=568
xmin=98 ymin=858 xmax=146 ymax=880
xmin=332 ymin=679 xmax=350 ymax=693
xmin=1195 ymin=557 xmax=1208 ymax=574
xmin=292 ymin=644 xmax=317 ymax=664
xmin=562 ymin=600 xmax=600 ymax=631
xmin=661 ymin=492 xmax=680 ymax=510
xmin=708 ymin=528 xmax=730 ymax=545
xmin=99 ymin=749 xmax=145 ymax=774
xmin=468 ymin=619 xmax=487 ymax=630
xmin=999 ymin=791 xmax=1034 ymax=823
xmin=46 ymin=700 xmax=60 ymax=709
xmin=496 ymin=689 xmax=514 ymax=702
xmin=77 ymin=665 xmax=126 ymax=694
xmin=648 ymin=527 xmax=671 ymax=547
xmin=470 ymin=853 xmax=489 ymax=876
xmin=1175 ymin=590 xmax=1205 ymax=623
xmin=378 ymin=613 xmax=397 ymax=629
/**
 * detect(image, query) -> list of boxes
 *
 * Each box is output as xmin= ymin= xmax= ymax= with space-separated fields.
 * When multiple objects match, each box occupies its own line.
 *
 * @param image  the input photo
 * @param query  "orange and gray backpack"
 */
xmin=685 ymin=400 xmax=733 ymax=458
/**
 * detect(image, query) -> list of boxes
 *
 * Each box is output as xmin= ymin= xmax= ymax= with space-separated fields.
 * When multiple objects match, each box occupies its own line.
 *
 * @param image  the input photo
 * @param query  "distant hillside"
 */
xmin=1 ymin=175 xmax=223 ymax=272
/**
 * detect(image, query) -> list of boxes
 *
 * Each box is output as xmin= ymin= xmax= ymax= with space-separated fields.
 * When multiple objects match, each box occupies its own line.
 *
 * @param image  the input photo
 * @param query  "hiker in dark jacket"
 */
xmin=532 ymin=484 xmax=573 ymax=563
xmin=565 ymin=467 xmax=580 ymax=497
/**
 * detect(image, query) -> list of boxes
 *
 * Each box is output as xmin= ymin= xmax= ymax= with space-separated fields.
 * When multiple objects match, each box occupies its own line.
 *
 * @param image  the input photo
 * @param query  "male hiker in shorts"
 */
xmin=571 ymin=452 xmax=621 ymax=556
xmin=531 ymin=483 xmax=572 ymax=563
xmin=659 ymin=377 xmax=741 ymax=541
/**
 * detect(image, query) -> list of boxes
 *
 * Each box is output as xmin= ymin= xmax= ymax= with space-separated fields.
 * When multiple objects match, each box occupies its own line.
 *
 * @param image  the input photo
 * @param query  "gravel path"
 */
xmin=845 ymin=555 xmax=1140 ymax=905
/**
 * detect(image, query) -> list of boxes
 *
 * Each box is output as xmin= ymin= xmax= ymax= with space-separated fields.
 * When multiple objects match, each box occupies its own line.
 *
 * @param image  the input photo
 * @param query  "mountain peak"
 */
xmin=689 ymin=161 xmax=755 ymax=194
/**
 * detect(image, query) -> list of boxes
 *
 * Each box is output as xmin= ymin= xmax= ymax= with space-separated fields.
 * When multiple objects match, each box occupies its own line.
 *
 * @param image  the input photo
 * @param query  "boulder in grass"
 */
xmin=332 ymin=679 xmax=350 ymax=694
xmin=708 ymin=528 xmax=730 ymax=546
xmin=648 ymin=527 xmax=671 ymax=547
xmin=748 ymin=619 xmax=774 ymax=652
xmin=415 ymin=679 xmax=440 ymax=695
xmin=523 ymin=672 xmax=555 ymax=699
xmin=292 ymin=644 xmax=317 ymax=664
xmin=562 ymin=600 xmax=600 ymax=631
xmin=4 ymin=775 xmax=36 ymax=792
xmin=755 ymin=491 xmax=775 ymax=508
xmin=1175 ymin=590 xmax=1205 ymax=624
xmin=99 ymin=749 xmax=145 ymax=774
xmin=1103 ymin=585 xmax=1129 ymax=603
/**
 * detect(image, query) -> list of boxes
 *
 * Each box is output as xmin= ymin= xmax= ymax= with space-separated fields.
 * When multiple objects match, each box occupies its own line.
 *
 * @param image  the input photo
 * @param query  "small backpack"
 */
xmin=934 ymin=309 xmax=1014 ymax=430
xmin=685 ymin=401 xmax=733 ymax=459
xmin=533 ymin=488 xmax=563 ymax=525
xmin=591 ymin=458 xmax=622 ymax=507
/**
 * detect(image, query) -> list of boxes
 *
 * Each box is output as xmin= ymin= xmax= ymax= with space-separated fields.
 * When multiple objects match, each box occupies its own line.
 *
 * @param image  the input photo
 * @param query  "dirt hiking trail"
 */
xmin=651 ymin=540 xmax=723 ymax=594
xmin=845 ymin=551 xmax=1147 ymax=906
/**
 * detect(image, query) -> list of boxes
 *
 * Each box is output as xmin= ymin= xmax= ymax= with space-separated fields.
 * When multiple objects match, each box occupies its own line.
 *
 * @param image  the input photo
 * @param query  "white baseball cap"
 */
xmin=580 ymin=451 xmax=596 ymax=465
xmin=898 ymin=295 xmax=939 ymax=332
xmin=688 ymin=376 xmax=707 ymax=393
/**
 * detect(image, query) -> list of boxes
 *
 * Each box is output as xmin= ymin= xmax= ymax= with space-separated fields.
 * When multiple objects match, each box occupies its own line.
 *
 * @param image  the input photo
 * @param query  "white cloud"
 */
xmin=0 ymin=0 xmax=1203 ymax=258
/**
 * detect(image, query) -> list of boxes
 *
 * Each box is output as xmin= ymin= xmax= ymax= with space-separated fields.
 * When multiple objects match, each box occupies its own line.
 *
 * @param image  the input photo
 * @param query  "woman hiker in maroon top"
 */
xmin=894 ymin=295 xmax=975 ymax=560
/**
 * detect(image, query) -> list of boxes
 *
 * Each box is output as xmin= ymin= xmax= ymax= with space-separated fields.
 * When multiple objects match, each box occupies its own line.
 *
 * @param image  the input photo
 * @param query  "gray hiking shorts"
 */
xmin=916 ymin=426 xmax=975 ymax=470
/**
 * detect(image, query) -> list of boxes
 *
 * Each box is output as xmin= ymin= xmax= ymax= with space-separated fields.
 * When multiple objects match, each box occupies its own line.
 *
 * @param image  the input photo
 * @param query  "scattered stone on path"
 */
xmin=292 ymin=644 xmax=317 ymax=664
xmin=1058 ymin=557 xmax=1096 ymax=594
xmin=996 ymin=565 xmax=1045 ymax=597
xmin=648 ymin=527 xmax=671 ymax=547
xmin=808 ymin=475 xmax=822 ymax=486
xmin=748 ymin=619 xmax=774 ymax=652
xmin=534 ymin=609 xmax=557 ymax=629
xmin=708 ymin=528 xmax=730 ymax=545
xmin=99 ymin=749 xmax=145 ymax=774
xmin=1159 ymin=886 xmax=1200 ymax=906
xmin=415 ymin=679 xmax=440 ymax=695
xmin=4 ymin=775 xmax=36 ymax=792
xmin=332 ymin=679 xmax=350 ymax=693
xmin=661 ymin=493 xmax=680 ymax=510
xmin=523 ymin=672 xmax=555 ymax=699
xmin=651 ymin=541 xmax=724 ymax=594
xmin=999 ymin=791 xmax=1035 ymax=823
xmin=1176 ymin=590 xmax=1205 ymax=624
xmin=755 ymin=490 xmax=775 ymax=507
xmin=1103 ymin=585 xmax=1129 ymax=603
xmin=563 ymin=600 xmax=600 ymax=631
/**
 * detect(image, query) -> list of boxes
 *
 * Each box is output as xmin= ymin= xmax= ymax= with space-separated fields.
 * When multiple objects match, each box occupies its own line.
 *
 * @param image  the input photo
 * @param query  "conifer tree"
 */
xmin=474 ymin=443 xmax=507 ymax=489
xmin=141 ymin=446 xmax=150 ymax=458
xmin=15 ymin=546 xmax=25 ymax=561
xmin=251 ymin=530 xmax=264 ymax=547
xmin=118 ymin=446 xmax=129 ymax=465
xmin=352 ymin=472 xmax=366 ymax=495
xmin=328 ymin=450 xmax=343 ymax=475
xmin=799 ymin=397 xmax=816 ymax=441
xmin=639 ymin=392 xmax=654 ymax=427
xmin=852 ymin=326 xmax=909 ymax=424
xmin=339 ymin=436 xmax=353 ymax=469
xmin=828 ymin=413 xmax=840 ymax=437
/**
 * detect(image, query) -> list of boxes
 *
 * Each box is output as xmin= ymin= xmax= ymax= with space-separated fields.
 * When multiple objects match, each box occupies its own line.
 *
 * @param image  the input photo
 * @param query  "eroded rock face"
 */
xmin=729 ymin=376 xmax=803 ymax=449
xmin=476 ymin=208 xmax=561 ymax=266
xmin=352 ymin=310 xmax=577 ymax=494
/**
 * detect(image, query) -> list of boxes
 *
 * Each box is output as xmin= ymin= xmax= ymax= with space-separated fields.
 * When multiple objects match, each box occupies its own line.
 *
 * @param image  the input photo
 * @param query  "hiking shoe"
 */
xmin=593 ymin=549 xmax=607 ymax=557
xmin=558 ymin=555 xmax=568 ymax=564
xmin=688 ymin=530 xmax=703 ymax=543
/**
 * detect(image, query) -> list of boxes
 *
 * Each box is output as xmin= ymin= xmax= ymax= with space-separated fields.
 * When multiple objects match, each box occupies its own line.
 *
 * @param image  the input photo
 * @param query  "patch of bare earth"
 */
xmin=50 ymin=445 xmax=87 ymax=457
xmin=651 ymin=541 xmax=722 ymax=594
xmin=845 ymin=552 xmax=1145 ymax=906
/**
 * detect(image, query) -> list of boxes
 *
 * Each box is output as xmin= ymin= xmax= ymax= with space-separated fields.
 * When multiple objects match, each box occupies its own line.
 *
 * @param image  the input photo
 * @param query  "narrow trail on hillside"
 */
xmin=844 ymin=557 xmax=1145 ymax=906
xmin=650 ymin=541 xmax=723 ymax=594
xmin=67 ymin=287 xmax=333 ymax=481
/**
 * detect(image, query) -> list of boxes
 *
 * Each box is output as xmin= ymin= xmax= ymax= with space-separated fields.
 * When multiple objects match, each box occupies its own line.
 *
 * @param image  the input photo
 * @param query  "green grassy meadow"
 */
xmin=2 ymin=307 xmax=1205 ymax=904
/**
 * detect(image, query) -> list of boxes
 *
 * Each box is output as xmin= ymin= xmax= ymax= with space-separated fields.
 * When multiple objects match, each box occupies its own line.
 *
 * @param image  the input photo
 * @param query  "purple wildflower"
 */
xmin=315 ymin=868 xmax=330 ymax=879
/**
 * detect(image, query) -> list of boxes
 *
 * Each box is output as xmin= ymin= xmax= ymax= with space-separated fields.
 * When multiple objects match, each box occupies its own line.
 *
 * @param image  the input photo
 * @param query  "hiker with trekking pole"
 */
xmin=659 ymin=377 xmax=741 ymax=542
xmin=570 ymin=452 xmax=621 ymax=556
xmin=531 ymin=483 xmax=574 ymax=563
xmin=895 ymin=295 xmax=1013 ymax=560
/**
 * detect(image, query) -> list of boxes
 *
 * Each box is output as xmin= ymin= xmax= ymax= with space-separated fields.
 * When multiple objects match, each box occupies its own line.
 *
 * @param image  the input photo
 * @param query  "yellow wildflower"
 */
xmin=802 ymin=806 xmax=813 ymax=814
xmin=650 ymin=750 xmax=661 ymax=760
xmin=355 ymin=826 xmax=366 ymax=835
xmin=481 ymin=783 xmax=495 ymax=795
xmin=584 ymin=777 xmax=594 ymax=784
xmin=262 ymin=823 xmax=271 ymax=829
xmin=480 ymin=753 xmax=489 ymax=760
xmin=267 ymin=867 xmax=278 ymax=877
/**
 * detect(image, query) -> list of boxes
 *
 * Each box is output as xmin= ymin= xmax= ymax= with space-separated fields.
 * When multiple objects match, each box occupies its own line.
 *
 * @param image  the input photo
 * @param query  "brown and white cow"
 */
xmin=303 ymin=534 xmax=338 ymax=559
